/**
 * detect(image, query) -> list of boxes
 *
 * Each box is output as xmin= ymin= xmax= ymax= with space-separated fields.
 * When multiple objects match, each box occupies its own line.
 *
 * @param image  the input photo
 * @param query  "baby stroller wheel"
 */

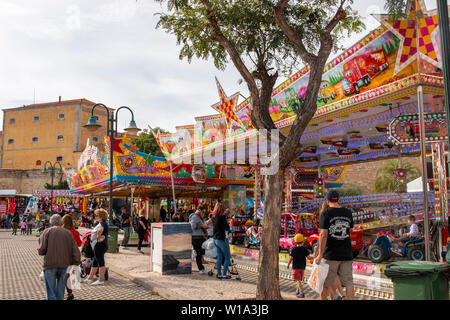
xmin=208 ymin=271 xmax=213 ymax=276
xmin=236 ymin=276 xmax=241 ymax=281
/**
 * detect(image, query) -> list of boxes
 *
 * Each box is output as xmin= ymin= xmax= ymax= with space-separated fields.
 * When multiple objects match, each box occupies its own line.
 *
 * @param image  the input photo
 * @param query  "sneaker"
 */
xmin=298 ymin=290 xmax=305 ymax=298
xmin=66 ymin=293 xmax=74 ymax=300
xmin=199 ymin=269 xmax=207 ymax=275
xmin=295 ymin=289 xmax=300 ymax=295
xmin=221 ymin=275 xmax=231 ymax=280
xmin=91 ymin=280 xmax=105 ymax=286
xmin=138 ymin=250 xmax=145 ymax=254
xmin=83 ymin=279 xmax=94 ymax=284
xmin=216 ymin=275 xmax=223 ymax=280
xmin=333 ymin=293 xmax=343 ymax=300
xmin=119 ymin=246 xmax=125 ymax=249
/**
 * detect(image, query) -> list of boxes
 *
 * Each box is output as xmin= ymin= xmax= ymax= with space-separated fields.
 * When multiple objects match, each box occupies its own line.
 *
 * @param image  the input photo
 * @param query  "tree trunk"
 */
xmin=256 ymin=169 xmax=284 ymax=299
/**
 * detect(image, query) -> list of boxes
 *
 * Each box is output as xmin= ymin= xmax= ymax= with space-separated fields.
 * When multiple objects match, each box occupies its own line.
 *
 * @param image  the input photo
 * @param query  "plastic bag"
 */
xmin=202 ymin=238 xmax=215 ymax=250
xmin=67 ymin=265 xmax=81 ymax=290
xmin=205 ymin=246 xmax=217 ymax=259
xmin=39 ymin=271 xmax=44 ymax=282
xmin=307 ymin=262 xmax=329 ymax=294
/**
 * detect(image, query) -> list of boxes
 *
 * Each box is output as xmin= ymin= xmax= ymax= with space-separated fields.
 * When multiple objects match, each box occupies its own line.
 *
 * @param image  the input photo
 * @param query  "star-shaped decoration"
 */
xmin=150 ymin=127 xmax=170 ymax=156
xmin=129 ymin=144 xmax=138 ymax=154
xmin=108 ymin=135 xmax=124 ymax=154
xmin=373 ymin=0 xmax=446 ymax=75
xmin=211 ymin=77 xmax=245 ymax=132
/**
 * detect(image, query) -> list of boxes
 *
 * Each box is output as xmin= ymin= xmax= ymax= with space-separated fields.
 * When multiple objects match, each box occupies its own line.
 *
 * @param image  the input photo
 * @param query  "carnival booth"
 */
xmin=157 ymin=0 xmax=449 ymax=265
xmin=0 ymin=190 xmax=31 ymax=228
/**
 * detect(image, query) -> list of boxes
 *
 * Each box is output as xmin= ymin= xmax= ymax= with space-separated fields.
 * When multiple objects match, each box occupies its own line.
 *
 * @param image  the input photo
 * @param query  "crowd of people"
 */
xmin=37 ymin=208 xmax=113 ymax=300
xmin=6 ymin=191 xmax=393 ymax=300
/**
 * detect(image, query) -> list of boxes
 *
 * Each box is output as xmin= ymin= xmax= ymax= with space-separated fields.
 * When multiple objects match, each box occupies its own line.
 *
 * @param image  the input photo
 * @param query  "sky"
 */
xmin=0 ymin=0 xmax=439 ymax=132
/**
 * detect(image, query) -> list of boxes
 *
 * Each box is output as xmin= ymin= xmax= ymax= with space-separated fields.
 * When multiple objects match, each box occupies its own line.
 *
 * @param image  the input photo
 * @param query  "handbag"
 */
xmin=67 ymin=265 xmax=81 ymax=290
xmin=307 ymin=262 xmax=330 ymax=294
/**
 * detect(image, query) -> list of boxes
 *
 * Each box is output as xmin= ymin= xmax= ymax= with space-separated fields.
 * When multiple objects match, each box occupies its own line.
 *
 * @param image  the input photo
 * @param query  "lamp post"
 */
xmin=83 ymin=104 xmax=141 ymax=253
xmin=42 ymin=161 xmax=64 ymax=213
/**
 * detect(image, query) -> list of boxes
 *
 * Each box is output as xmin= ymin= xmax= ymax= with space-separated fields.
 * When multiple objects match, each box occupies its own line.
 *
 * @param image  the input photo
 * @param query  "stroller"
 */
xmin=80 ymin=231 xmax=108 ymax=280
xmin=203 ymin=239 xmax=241 ymax=280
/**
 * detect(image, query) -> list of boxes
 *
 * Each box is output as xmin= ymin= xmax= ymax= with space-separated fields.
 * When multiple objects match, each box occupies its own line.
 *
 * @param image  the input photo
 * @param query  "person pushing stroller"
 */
xmin=212 ymin=202 xmax=232 ymax=280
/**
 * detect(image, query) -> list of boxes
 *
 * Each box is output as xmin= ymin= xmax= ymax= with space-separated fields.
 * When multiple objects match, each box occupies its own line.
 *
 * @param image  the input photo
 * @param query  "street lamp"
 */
xmin=42 ymin=161 xmax=64 ymax=213
xmin=83 ymin=104 xmax=141 ymax=253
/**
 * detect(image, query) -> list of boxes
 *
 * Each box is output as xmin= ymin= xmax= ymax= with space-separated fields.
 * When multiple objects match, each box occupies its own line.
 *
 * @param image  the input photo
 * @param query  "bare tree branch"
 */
xmin=273 ymin=0 xmax=317 ymax=66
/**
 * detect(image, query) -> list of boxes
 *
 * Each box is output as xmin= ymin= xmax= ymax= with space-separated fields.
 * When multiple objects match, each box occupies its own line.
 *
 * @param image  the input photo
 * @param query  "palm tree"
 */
xmin=374 ymin=160 xmax=421 ymax=193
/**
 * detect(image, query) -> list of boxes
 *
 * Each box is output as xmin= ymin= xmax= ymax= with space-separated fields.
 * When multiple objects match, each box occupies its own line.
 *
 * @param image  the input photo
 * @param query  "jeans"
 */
xmin=26 ymin=224 xmax=33 ymax=235
xmin=12 ymin=222 xmax=18 ymax=235
xmin=192 ymin=236 xmax=205 ymax=271
xmin=122 ymin=227 xmax=131 ymax=246
xmin=44 ymin=268 xmax=68 ymax=300
xmin=137 ymin=231 xmax=146 ymax=250
xmin=214 ymin=239 xmax=231 ymax=277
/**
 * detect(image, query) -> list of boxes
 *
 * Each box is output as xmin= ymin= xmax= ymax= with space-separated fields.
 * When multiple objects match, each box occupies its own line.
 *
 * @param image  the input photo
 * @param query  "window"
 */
xmin=36 ymin=160 xmax=41 ymax=166
xmin=92 ymin=137 xmax=98 ymax=143
xmin=32 ymin=137 xmax=38 ymax=142
xmin=58 ymin=113 xmax=65 ymax=119
xmin=33 ymin=115 xmax=40 ymax=121
xmin=57 ymin=135 xmax=64 ymax=141
xmin=6 ymin=159 xmax=13 ymax=165
xmin=56 ymin=156 xmax=63 ymax=162
xmin=7 ymin=139 xmax=14 ymax=144
xmin=9 ymin=118 xmax=15 ymax=124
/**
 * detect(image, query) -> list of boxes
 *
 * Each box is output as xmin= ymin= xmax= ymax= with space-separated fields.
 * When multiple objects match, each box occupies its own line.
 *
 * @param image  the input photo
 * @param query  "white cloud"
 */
xmin=0 ymin=0 xmax=438 ymax=134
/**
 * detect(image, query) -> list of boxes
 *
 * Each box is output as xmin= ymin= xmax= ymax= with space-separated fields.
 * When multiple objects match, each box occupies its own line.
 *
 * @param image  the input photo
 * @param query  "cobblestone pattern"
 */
xmin=0 ymin=231 xmax=163 ymax=300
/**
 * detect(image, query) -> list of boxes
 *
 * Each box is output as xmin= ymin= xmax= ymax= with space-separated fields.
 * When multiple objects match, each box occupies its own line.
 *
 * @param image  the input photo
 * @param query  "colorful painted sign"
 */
xmin=32 ymin=190 xmax=83 ymax=197
xmin=228 ymin=185 xmax=246 ymax=216
xmin=389 ymin=113 xmax=448 ymax=144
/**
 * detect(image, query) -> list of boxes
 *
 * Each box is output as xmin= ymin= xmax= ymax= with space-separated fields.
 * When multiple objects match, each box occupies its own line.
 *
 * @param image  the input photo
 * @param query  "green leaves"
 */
xmin=374 ymin=160 xmax=421 ymax=193
xmin=131 ymin=128 xmax=167 ymax=157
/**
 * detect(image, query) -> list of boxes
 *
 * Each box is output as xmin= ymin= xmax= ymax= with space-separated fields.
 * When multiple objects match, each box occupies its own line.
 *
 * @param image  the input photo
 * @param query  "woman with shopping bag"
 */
xmin=313 ymin=190 xmax=355 ymax=300
xmin=62 ymin=214 xmax=82 ymax=300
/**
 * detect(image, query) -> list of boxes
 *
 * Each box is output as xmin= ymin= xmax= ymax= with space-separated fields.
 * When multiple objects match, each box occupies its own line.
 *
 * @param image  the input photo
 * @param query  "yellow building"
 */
xmin=1 ymin=98 xmax=111 ymax=170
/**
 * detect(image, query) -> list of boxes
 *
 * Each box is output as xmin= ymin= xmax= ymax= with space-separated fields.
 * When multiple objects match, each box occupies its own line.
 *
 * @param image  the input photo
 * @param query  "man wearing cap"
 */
xmin=315 ymin=189 xmax=355 ymax=300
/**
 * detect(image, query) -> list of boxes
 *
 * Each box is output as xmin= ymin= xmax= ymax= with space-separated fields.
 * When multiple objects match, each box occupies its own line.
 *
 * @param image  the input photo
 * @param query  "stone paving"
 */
xmin=0 ymin=231 xmax=163 ymax=300
xmin=107 ymin=246 xmax=384 ymax=300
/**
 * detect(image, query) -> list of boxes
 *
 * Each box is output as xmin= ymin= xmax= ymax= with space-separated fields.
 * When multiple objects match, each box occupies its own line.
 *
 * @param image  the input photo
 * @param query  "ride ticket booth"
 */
xmin=150 ymin=222 xmax=192 ymax=275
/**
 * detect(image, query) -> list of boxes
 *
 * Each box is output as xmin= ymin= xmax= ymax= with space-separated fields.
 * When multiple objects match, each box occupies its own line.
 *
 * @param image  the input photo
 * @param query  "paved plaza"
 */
xmin=0 ymin=231 xmax=163 ymax=300
xmin=0 ymin=229 xmax=385 ymax=300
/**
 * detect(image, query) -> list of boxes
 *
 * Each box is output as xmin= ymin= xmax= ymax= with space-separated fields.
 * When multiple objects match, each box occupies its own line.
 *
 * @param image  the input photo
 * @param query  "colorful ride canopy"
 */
xmin=67 ymin=135 xmax=254 ymax=195
xmin=156 ymin=0 xmax=449 ymax=169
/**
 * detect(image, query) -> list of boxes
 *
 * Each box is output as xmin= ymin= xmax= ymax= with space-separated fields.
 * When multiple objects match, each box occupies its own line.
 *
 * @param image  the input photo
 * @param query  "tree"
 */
xmin=156 ymin=0 xmax=363 ymax=299
xmin=44 ymin=178 xmax=69 ymax=190
xmin=374 ymin=159 xmax=421 ymax=193
xmin=131 ymin=128 xmax=168 ymax=157
xmin=338 ymin=186 xmax=363 ymax=197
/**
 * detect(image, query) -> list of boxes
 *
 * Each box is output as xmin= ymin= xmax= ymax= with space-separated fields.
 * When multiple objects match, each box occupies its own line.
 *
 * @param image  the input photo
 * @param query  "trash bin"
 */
xmin=385 ymin=261 xmax=449 ymax=300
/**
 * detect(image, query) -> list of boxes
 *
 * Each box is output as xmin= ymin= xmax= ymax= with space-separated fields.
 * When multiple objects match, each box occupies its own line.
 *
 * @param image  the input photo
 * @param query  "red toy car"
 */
xmin=308 ymin=229 xmax=363 ymax=258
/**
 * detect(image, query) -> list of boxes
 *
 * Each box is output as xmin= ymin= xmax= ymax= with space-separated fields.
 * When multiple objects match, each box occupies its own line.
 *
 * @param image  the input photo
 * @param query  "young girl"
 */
xmin=20 ymin=219 xmax=27 ymax=235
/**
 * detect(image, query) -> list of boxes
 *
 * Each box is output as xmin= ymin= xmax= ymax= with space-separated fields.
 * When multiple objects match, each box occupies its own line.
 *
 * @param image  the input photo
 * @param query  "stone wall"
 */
xmin=0 ymin=169 xmax=57 ymax=194
xmin=340 ymin=156 xmax=422 ymax=194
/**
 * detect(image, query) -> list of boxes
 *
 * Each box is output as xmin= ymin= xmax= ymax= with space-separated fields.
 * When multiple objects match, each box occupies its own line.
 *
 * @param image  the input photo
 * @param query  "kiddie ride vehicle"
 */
xmin=243 ymin=219 xmax=261 ymax=249
xmin=307 ymin=228 xmax=364 ymax=258
xmin=279 ymin=213 xmax=318 ymax=251
xmin=227 ymin=215 xmax=250 ymax=244
xmin=367 ymin=231 xmax=425 ymax=263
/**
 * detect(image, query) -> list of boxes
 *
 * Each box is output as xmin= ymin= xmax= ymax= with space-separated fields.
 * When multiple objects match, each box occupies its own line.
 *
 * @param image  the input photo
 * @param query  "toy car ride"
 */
xmin=227 ymin=215 xmax=249 ymax=244
xmin=367 ymin=231 xmax=425 ymax=263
